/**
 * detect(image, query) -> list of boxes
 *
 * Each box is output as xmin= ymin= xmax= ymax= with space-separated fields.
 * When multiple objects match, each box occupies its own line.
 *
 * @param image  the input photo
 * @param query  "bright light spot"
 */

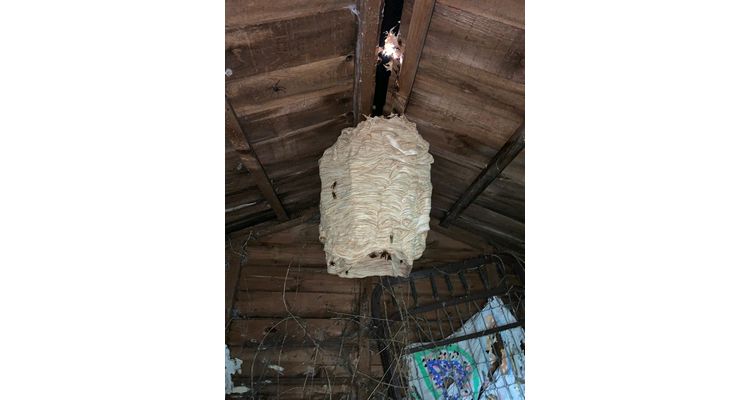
xmin=378 ymin=29 xmax=403 ymax=73
xmin=382 ymin=42 xmax=398 ymax=58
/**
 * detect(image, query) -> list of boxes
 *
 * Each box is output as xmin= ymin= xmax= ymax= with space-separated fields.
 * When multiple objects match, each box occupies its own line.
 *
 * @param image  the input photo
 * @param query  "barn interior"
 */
xmin=225 ymin=0 xmax=524 ymax=398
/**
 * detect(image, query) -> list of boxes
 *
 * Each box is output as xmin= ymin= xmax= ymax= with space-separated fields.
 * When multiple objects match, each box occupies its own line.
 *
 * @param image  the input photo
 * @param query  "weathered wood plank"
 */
xmin=475 ymin=154 xmax=525 ymax=223
xmin=413 ymin=116 xmax=500 ymax=170
xmin=226 ymin=209 xmax=278 ymax=234
xmin=429 ymin=152 xmax=483 ymax=198
xmin=431 ymin=193 xmax=524 ymax=252
xmin=225 ymin=0 xmax=353 ymax=28
xmin=425 ymin=225 xmax=485 ymax=250
xmin=226 ymin=142 xmax=260 ymax=195
xmin=225 ymin=170 xmax=259 ymax=199
xmin=225 ymin=198 xmax=271 ymax=227
xmin=399 ymin=0 xmax=416 ymax=43
xmin=227 ymin=55 xmax=354 ymax=114
xmin=237 ymin=220 xmax=322 ymax=246
xmin=495 ymin=148 xmax=524 ymax=184
xmin=232 ymin=83 xmax=353 ymax=119
xmin=226 ymin=98 xmax=290 ymax=221
xmin=353 ymin=0 xmax=385 ymax=120
xmin=391 ymin=0 xmax=436 ymax=113
xmin=234 ymin=291 xmax=357 ymax=318
xmin=225 ymin=181 xmax=263 ymax=206
xmin=238 ymin=90 xmax=352 ymax=145
xmin=458 ymin=203 xmax=525 ymax=242
xmin=429 ymin=206 xmax=524 ymax=253
xmin=415 ymin=53 xmax=525 ymax=115
xmin=242 ymin=244 xmax=327 ymax=267
xmin=422 ymin=2 xmax=524 ymax=83
xmin=413 ymin=247 xmax=484 ymax=268
xmin=251 ymin=115 xmax=349 ymax=166
xmin=226 ymin=9 xmax=357 ymax=80
xmin=453 ymin=217 xmax=524 ymax=254
xmin=228 ymin=318 xmax=356 ymax=346
xmin=238 ymin=240 xmax=489 ymax=270
xmin=438 ymin=0 xmax=524 ymax=29
xmin=441 ymin=122 xmax=524 ymax=226
xmin=231 ymin=208 xmax=319 ymax=242
xmin=264 ymin=155 xmax=322 ymax=181
xmin=229 ymin=345 xmax=353 ymax=378
xmin=278 ymin=188 xmax=321 ymax=218
xmin=473 ymin=186 xmax=525 ymax=224
xmin=429 ymin=152 xmax=525 ymax=226
xmin=274 ymin=172 xmax=321 ymax=199
xmin=238 ymin=265 xmax=358 ymax=294
xmin=428 ymin=217 xmax=494 ymax=251
xmin=407 ymin=78 xmax=522 ymax=148
xmin=229 ymin=378 xmax=352 ymax=399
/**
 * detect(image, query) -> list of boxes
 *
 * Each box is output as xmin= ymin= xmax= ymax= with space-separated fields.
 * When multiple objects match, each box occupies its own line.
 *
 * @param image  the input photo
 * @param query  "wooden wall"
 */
xmin=226 ymin=219 xmax=491 ymax=398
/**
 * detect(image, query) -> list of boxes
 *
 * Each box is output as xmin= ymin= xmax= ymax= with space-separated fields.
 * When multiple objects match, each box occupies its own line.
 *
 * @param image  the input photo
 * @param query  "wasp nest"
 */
xmin=319 ymin=116 xmax=433 ymax=278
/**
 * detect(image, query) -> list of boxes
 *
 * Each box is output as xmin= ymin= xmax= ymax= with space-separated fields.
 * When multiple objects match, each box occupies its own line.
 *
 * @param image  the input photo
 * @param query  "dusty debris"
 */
xmin=346 ymin=4 xmax=359 ymax=18
xmin=267 ymin=364 xmax=285 ymax=375
xmin=378 ymin=28 xmax=403 ymax=74
xmin=231 ymin=386 xmax=250 ymax=394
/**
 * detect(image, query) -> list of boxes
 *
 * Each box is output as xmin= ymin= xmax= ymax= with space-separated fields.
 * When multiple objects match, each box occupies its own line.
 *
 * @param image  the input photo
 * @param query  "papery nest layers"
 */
xmin=319 ymin=115 xmax=433 ymax=278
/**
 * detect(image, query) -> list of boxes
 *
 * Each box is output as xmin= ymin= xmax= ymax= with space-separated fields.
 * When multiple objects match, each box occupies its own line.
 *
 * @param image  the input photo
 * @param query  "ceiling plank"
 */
xmin=225 ymin=0 xmax=352 ymax=28
xmin=424 ymin=3 xmax=525 ymax=83
xmin=428 ymin=217 xmax=494 ymax=252
xmin=225 ymin=9 xmax=356 ymax=81
xmin=230 ymin=207 xmax=319 ymax=242
xmin=391 ymin=0 xmax=436 ymax=114
xmin=226 ymin=55 xmax=354 ymax=114
xmin=225 ymin=209 xmax=277 ymax=234
xmin=441 ymin=122 xmax=525 ymax=227
xmin=438 ymin=0 xmax=524 ymax=29
xmin=353 ymin=0 xmax=385 ymax=120
xmin=226 ymin=98 xmax=290 ymax=221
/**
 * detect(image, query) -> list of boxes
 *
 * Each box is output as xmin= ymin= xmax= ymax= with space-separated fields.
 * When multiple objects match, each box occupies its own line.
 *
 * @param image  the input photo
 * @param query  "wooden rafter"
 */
xmin=353 ymin=0 xmax=385 ymax=121
xmin=229 ymin=207 xmax=319 ymax=241
xmin=225 ymin=98 xmax=289 ymax=221
xmin=225 ymin=209 xmax=277 ymax=234
xmin=441 ymin=122 xmax=525 ymax=227
xmin=429 ymin=217 xmax=494 ymax=252
xmin=391 ymin=0 xmax=436 ymax=114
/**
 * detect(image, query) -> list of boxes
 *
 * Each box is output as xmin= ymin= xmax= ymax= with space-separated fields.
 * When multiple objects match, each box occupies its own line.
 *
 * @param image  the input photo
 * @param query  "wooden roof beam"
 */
xmin=391 ymin=0 xmax=436 ymax=114
xmin=225 ymin=98 xmax=289 ymax=221
xmin=440 ymin=122 xmax=525 ymax=227
xmin=228 ymin=207 xmax=319 ymax=241
xmin=353 ymin=0 xmax=385 ymax=121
